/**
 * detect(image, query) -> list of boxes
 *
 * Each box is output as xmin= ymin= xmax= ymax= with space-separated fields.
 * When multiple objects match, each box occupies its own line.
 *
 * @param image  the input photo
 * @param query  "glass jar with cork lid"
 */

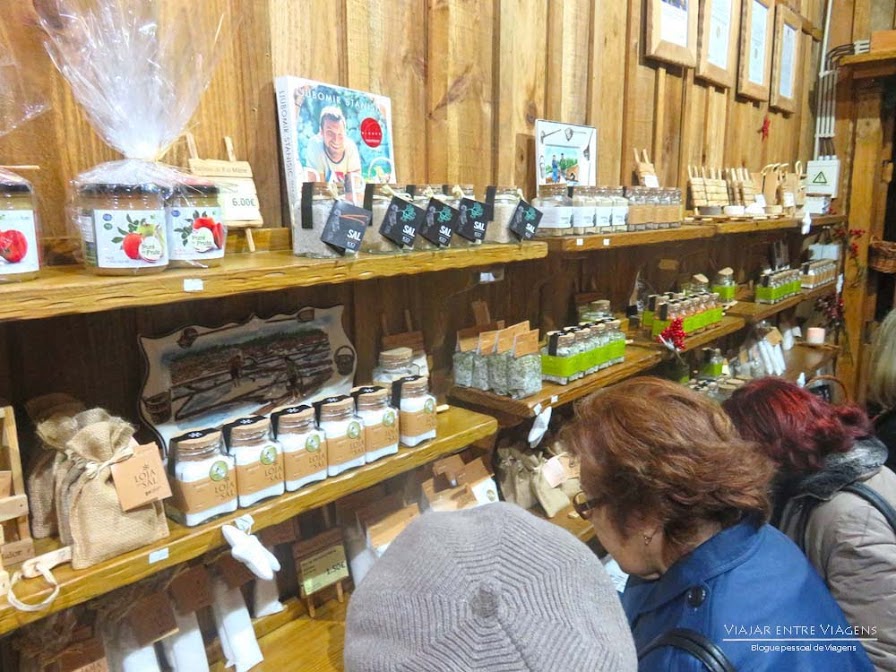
xmin=223 ymin=416 xmax=285 ymax=508
xmin=352 ymin=386 xmax=400 ymax=464
xmin=372 ymin=346 xmax=418 ymax=387
xmin=396 ymin=375 xmax=437 ymax=447
xmin=487 ymin=186 xmax=522 ymax=244
xmin=272 ymin=405 xmax=328 ymax=492
xmin=0 ymin=172 xmax=41 ymax=282
xmin=317 ymin=396 xmax=367 ymax=476
xmin=167 ymin=428 xmax=238 ymax=527
xmin=365 ymin=183 xmax=409 ymax=254
xmin=294 ymin=181 xmax=349 ymax=258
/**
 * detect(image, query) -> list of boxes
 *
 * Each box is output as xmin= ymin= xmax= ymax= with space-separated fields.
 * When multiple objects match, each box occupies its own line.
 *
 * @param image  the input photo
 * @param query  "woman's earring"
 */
xmin=643 ymin=529 xmax=657 ymax=546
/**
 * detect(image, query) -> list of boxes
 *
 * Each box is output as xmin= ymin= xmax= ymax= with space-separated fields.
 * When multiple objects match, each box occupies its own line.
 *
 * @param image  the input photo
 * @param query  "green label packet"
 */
xmin=652 ymin=308 xmax=724 ymax=337
xmin=542 ymin=353 xmax=580 ymax=380
xmin=712 ymin=285 xmax=736 ymax=302
xmin=642 ymin=310 xmax=655 ymax=328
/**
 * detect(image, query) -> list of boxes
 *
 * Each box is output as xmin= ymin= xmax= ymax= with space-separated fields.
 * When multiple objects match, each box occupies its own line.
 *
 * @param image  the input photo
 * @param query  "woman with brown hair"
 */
xmin=566 ymin=377 xmax=871 ymax=671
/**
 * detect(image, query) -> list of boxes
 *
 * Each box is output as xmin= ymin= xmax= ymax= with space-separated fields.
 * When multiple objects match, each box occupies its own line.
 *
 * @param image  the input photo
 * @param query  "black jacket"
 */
xmin=875 ymin=407 xmax=896 ymax=471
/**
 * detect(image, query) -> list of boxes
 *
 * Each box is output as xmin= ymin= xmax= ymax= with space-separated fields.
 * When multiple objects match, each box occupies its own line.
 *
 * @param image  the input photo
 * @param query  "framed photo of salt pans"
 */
xmin=696 ymin=0 xmax=741 ymax=88
xmin=737 ymin=0 xmax=774 ymax=101
xmin=646 ymin=0 xmax=698 ymax=68
xmin=770 ymin=4 xmax=801 ymax=113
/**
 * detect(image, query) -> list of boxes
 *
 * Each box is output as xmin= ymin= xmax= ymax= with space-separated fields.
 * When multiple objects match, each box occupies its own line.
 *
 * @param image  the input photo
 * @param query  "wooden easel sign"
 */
xmin=187 ymin=134 xmax=264 ymax=251
xmin=292 ymin=528 xmax=349 ymax=618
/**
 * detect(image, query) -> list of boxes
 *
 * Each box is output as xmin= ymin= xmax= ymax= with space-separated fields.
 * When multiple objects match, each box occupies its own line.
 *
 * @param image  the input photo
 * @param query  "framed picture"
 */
xmin=737 ymin=0 xmax=774 ymax=101
xmin=696 ymin=0 xmax=741 ymax=88
xmin=770 ymin=4 xmax=801 ymax=113
xmin=646 ymin=0 xmax=699 ymax=67
xmin=534 ymin=120 xmax=597 ymax=187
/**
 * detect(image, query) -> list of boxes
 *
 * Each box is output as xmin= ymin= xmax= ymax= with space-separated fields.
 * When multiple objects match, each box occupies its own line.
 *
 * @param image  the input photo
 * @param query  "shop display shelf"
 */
xmin=530 ymin=503 xmax=595 ymax=544
xmin=447 ymin=345 xmax=663 ymax=422
xmin=544 ymin=225 xmax=715 ymax=253
xmin=840 ymin=50 xmax=896 ymax=79
xmin=725 ymin=284 xmax=836 ymax=323
xmin=782 ymin=343 xmax=840 ymax=382
xmin=709 ymin=214 xmax=845 ymax=235
xmin=0 ymin=407 xmax=496 ymax=636
xmin=0 ymin=242 xmax=547 ymax=323
xmin=635 ymin=315 xmax=747 ymax=352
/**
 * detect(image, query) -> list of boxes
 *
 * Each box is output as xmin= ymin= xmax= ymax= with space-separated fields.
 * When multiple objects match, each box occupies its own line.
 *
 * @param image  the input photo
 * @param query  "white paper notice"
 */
xmin=749 ymin=1 xmax=769 ymax=85
xmin=660 ymin=1 xmax=689 ymax=48
xmin=779 ymin=24 xmax=797 ymax=100
xmin=708 ymin=0 xmax=733 ymax=69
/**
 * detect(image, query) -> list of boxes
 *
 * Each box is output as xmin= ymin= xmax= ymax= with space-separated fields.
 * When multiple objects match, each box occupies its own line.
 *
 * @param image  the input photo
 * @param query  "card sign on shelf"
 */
xmin=509 ymin=201 xmax=543 ymax=241
xmin=321 ymin=201 xmax=372 ymax=255
xmin=292 ymin=528 xmax=349 ymax=618
xmin=420 ymin=199 xmax=460 ymax=247
xmin=379 ymin=196 xmax=426 ymax=247
xmin=456 ymin=198 xmax=489 ymax=242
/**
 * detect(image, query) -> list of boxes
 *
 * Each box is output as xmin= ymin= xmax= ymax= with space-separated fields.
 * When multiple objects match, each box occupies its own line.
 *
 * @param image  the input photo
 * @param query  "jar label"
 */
xmin=611 ymin=206 xmax=628 ymax=227
xmin=328 ymin=421 xmax=366 ymax=464
xmin=170 ymin=468 xmax=237 ymax=515
xmin=595 ymin=205 xmax=613 ymax=228
xmin=167 ymin=206 xmax=226 ymax=260
xmin=235 ymin=447 xmax=285 ymax=496
xmin=539 ymin=206 xmax=572 ymax=229
xmin=85 ymin=209 xmax=168 ymax=268
xmin=508 ymin=201 xmax=543 ymax=240
xmin=0 ymin=210 xmax=39 ymax=274
xmin=366 ymin=410 xmax=400 ymax=451
xmin=379 ymin=196 xmax=424 ymax=247
xmin=401 ymin=405 xmax=437 ymax=439
xmin=420 ymin=199 xmax=459 ymax=247
xmin=284 ymin=436 xmax=328 ymax=481
xmin=456 ymin=198 xmax=489 ymax=242
xmin=572 ymin=206 xmax=596 ymax=230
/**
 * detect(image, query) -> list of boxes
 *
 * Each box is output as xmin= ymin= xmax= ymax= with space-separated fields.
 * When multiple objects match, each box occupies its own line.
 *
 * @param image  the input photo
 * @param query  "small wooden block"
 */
xmin=1 ymin=538 xmax=35 ymax=566
xmin=0 ymin=495 xmax=28 ymax=523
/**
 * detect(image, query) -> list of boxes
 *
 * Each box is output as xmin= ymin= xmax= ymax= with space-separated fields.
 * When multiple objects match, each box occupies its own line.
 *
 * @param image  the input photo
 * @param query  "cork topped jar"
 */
xmin=318 ymin=396 xmax=366 ymax=476
xmin=272 ymin=405 xmax=327 ymax=492
xmin=167 ymin=428 xmax=238 ymax=527
xmin=397 ymin=375 xmax=437 ymax=447
xmin=0 ymin=174 xmax=40 ymax=282
xmin=372 ymin=347 xmax=417 ymax=387
xmin=353 ymin=386 xmax=400 ymax=464
xmin=224 ymin=416 xmax=285 ymax=508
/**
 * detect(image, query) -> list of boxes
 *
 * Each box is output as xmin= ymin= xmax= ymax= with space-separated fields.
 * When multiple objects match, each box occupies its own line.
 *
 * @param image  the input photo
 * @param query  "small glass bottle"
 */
xmin=365 ymin=184 xmax=407 ymax=254
xmin=487 ymin=186 xmax=521 ymax=244
xmin=353 ymin=386 xmax=400 ymax=463
xmin=166 ymin=180 xmax=225 ymax=268
xmin=669 ymin=188 xmax=682 ymax=228
xmin=372 ymin=347 xmax=418 ymax=387
xmin=294 ymin=182 xmax=348 ymax=258
xmin=398 ymin=376 xmax=437 ymax=447
xmin=272 ymin=405 xmax=327 ymax=492
xmin=0 ymin=173 xmax=41 ymax=282
xmin=533 ymin=184 xmax=572 ymax=237
xmin=318 ymin=396 xmax=367 ymax=476
xmin=610 ymin=188 xmax=629 ymax=232
xmin=607 ymin=319 xmax=626 ymax=365
xmin=224 ymin=416 xmax=285 ymax=508
xmin=168 ymin=428 xmax=238 ymax=527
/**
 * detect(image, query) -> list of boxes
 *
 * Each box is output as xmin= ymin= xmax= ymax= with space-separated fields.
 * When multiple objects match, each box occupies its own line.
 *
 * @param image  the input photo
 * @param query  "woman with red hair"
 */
xmin=724 ymin=378 xmax=896 ymax=671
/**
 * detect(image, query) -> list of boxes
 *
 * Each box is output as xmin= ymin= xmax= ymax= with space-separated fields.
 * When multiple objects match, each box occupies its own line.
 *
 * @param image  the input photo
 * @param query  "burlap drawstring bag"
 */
xmin=495 ymin=444 xmax=540 ymax=510
xmin=532 ymin=452 xmax=572 ymax=518
xmin=65 ymin=419 xmax=169 ymax=569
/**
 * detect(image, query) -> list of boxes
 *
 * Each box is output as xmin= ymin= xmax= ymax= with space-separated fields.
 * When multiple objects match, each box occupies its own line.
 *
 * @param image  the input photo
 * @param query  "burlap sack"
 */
xmin=24 ymin=393 xmax=85 ymax=423
xmin=66 ymin=420 xmax=169 ymax=569
xmin=532 ymin=461 xmax=571 ymax=518
xmin=25 ymin=450 xmax=58 ymax=538
xmin=495 ymin=443 xmax=539 ymax=510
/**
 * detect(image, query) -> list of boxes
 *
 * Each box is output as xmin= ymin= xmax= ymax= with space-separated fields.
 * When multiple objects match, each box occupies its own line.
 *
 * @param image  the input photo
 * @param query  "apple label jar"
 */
xmin=167 ymin=428 xmax=238 ymax=527
xmin=223 ymin=416 xmax=285 ymax=508
xmin=77 ymin=182 xmax=168 ymax=275
xmin=0 ymin=172 xmax=41 ymax=282
xmin=317 ymin=396 xmax=366 ymax=477
xmin=271 ymin=405 xmax=328 ymax=492
xmin=166 ymin=180 xmax=226 ymax=268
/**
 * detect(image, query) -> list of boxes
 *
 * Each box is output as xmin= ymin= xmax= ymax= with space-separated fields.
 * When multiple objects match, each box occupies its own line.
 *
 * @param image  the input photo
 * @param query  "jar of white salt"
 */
xmin=167 ymin=428 xmax=238 ymax=527
xmin=486 ymin=186 xmax=522 ymax=244
xmin=318 ymin=396 xmax=367 ymax=476
xmin=397 ymin=376 xmax=437 ymax=447
xmin=352 ymin=386 xmax=400 ymax=464
xmin=272 ymin=405 xmax=328 ymax=492
xmin=364 ymin=184 xmax=408 ymax=254
xmin=223 ymin=416 xmax=285 ymax=508
xmin=293 ymin=181 xmax=348 ymax=258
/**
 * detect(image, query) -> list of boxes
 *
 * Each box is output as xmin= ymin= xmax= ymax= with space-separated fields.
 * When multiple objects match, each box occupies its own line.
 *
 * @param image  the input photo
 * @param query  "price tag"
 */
xmin=216 ymin=177 xmax=262 ymax=222
xmin=542 ymin=456 xmax=568 ymax=488
xmin=127 ymin=592 xmax=178 ymax=646
xmin=576 ymin=238 xmax=584 ymax=246
xmin=643 ymin=174 xmax=660 ymax=188
xmin=420 ymin=199 xmax=460 ymax=247
xmin=456 ymin=198 xmax=489 ymax=242
xmin=603 ymin=238 xmax=610 ymax=247
xmin=168 ymin=565 xmax=214 ymax=614
xmin=297 ymin=544 xmax=349 ymax=597
xmin=111 ymin=443 xmax=172 ymax=512
xmin=214 ymin=553 xmax=257 ymax=589
xmin=379 ymin=196 xmax=425 ymax=247
xmin=183 ymin=278 xmax=204 ymax=293
xmin=508 ymin=200 xmax=544 ymax=241
xmin=321 ymin=200 xmax=372 ymax=254
xmin=149 ymin=547 xmax=169 ymax=564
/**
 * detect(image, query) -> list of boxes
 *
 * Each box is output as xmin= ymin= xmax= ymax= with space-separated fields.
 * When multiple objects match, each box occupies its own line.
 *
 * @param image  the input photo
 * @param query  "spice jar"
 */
xmin=609 ymin=188 xmax=629 ymax=232
xmin=542 ymin=332 xmax=575 ymax=385
xmin=167 ymin=428 xmax=238 ymax=527
xmin=295 ymin=182 xmax=349 ymax=258
xmin=365 ymin=184 xmax=408 ymax=254
xmin=0 ymin=174 xmax=40 ymax=282
xmin=372 ymin=347 xmax=418 ymax=387
xmin=592 ymin=188 xmax=612 ymax=234
xmin=447 ymin=184 xmax=479 ymax=247
xmin=272 ymin=405 xmax=327 ymax=492
xmin=353 ymin=386 xmax=400 ymax=463
xmin=533 ymin=184 xmax=572 ymax=237
xmin=396 ymin=376 xmax=437 ymax=447
xmin=571 ymin=187 xmax=597 ymax=235
xmin=77 ymin=182 xmax=167 ymax=275
xmin=318 ymin=396 xmax=366 ymax=476
xmin=487 ymin=186 xmax=522 ymax=244
xmin=607 ymin=319 xmax=625 ymax=365
xmin=224 ymin=416 xmax=285 ymax=508
xmin=166 ymin=180 xmax=226 ymax=268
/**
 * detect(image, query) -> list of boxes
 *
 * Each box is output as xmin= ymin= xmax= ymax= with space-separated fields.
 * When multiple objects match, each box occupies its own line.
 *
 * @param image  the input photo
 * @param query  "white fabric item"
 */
xmin=222 ymin=524 xmax=281 ymax=580
xmin=345 ymin=525 xmax=378 ymax=586
xmin=528 ymin=406 xmax=552 ymax=448
xmin=103 ymin=621 xmax=162 ymax=672
xmin=211 ymin=576 xmax=264 ymax=672
xmin=253 ymin=577 xmax=285 ymax=618
xmin=161 ymin=609 xmax=210 ymax=671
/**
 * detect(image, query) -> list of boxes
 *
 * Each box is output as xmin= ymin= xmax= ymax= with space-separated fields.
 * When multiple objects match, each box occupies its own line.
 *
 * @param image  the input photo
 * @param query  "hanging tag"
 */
xmin=127 ymin=592 xmax=179 ymax=647
xmin=509 ymin=200 xmax=544 ymax=241
xmin=168 ymin=565 xmax=215 ymax=614
xmin=320 ymin=201 xmax=372 ymax=254
xmin=456 ymin=198 xmax=489 ymax=242
xmin=420 ymin=199 xmax=460 ymax=247
xmin=214 ymin=552 xmax=257 ymax=589
xmin=111 ymin=443 xmax=172 ymax=512
xmin=260 ymin=519 xmax=300 ymax=547
xmin=542 ymin=456 xmax=569 ymax=488
xmin=379 ymin=196 xmax=425 ymax=247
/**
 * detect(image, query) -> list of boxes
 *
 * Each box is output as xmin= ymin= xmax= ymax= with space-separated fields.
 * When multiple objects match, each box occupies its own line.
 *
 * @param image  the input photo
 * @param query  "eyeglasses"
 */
xmin=572 ymin=491 xmax=600 ymax=518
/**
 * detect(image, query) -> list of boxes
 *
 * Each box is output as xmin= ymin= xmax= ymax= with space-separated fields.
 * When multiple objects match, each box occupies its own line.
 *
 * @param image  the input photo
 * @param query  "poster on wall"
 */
xmin=696 ymin=0 xmax=741 ymax=89
xmin=275 ymin=77 xmax=396 ymax=213
xmin=770 ymin=4 xmax=802 ymax=113
xmin=645 ymin=0 xmax=698 ymax=68
xmin=737 ymin=0 xmax=774 ymax=101
xmin=534 ymin=120 xmax=597 ymax=187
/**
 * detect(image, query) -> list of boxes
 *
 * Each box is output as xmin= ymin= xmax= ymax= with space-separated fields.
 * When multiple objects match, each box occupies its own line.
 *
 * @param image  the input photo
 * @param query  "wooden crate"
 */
xmin=0 ymin=405 xmax=34 ymax=592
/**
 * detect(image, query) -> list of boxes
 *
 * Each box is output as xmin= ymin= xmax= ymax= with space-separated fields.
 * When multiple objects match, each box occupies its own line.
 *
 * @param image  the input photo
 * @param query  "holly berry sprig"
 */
xmin=658 ymin=317 xmax=686 ymax=352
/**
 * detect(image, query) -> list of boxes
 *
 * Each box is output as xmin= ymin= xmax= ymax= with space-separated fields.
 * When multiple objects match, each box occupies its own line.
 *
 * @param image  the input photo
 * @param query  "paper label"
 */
xmin=167 ymin=205 xmax=226 ymax=261
xmin=0 ymin=210 xmax=39 ymax=274
xmin=478 ymin=330 xmax=500 ymax=355
xmin=456 ymin=198 xmax=489 ymax=242
xmin=321 ymin=200 xmax=372 ymax=254
xmin=111 ymin=443 xmax=172 ymax=512
xmin=707 ymin=0 xmax=732 ymax=69
xmin=509 ymin=200 xmax=544 ymax=240
xmin=779 ymin=23 xmax=797 ymax=99
xmin=513 ymin=330 xmax=540 ymax=357
xmin=170 ymin=462 xmax=237 ymax=515
xmin=748 ymin=1 xmax=769 ymax=85
xmin=420 ymin=199 xmax=459 ymax=247
xmin=298 ymin=544 xmax=349 ymax=597
xmin=538 ymin=206 xmax=571 ymax=230
xmin=379 ymin=196 xmax=424 ymax=247
xmin=215 ymin=176 xmax=262 ymax=222
xmin=235 ymin=446 xmax=285 ymax=497
xmin=660 ymin=1 xmax=689 ymax=48
xmin=542 ymin=455 xmax=569 ymax=488
xmin=168 ymin=565 xmax=214 ymax=614
xmin=366 ymin=410 xmax=400 ymax=451
xmin=572 ymin=206 xmax=596 ymax=230
xmin=328 ymin=421 xmax=366 ymax=464
xmin=284 ymin=436 xmax=328 ymax=482
xmin=84 ymin=209 xmax=167 ymax=269
xmin=643 ymin=174 xmax=660 ymax=188
xmin=595 ymin=205 xmax=612 ymax=229
xmin=401 ymin=405 xmax=437 ymax=437
xmin=127 ymin=592 xmax=178 ymax=646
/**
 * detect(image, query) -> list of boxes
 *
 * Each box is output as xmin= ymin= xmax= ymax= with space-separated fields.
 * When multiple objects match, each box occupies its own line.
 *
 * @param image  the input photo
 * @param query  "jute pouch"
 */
xmin=532 ymin=460 xmax=571 ymax=518
xmin=495 ymin=443 xmax=540 ymax=510
xmin=65 ymin=419 xmax=169 ymax=569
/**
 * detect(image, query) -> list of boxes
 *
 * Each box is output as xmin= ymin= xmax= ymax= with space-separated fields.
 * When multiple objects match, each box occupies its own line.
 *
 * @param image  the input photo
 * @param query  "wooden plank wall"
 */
xmin=0 ymin=0 xmax=866 ymax=439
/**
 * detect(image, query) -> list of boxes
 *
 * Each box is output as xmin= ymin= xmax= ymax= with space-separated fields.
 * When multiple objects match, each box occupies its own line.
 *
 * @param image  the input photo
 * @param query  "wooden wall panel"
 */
xmin=546 ymin=0 xmax=593 ymax=125
xmin=589 ymin=0 xmax=628 ymax=185
xmin=269 ymin=0 xmax=346 ymax=83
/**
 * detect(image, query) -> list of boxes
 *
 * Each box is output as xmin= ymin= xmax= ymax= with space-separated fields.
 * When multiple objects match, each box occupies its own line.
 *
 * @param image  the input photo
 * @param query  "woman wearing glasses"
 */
xmin=565 ymin=377 xmax=871 ymax=671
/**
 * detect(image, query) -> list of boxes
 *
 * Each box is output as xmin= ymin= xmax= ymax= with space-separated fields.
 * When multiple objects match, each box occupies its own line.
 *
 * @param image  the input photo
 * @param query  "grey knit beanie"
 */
xmin=344 ymin=502 xmax=637 ymax=671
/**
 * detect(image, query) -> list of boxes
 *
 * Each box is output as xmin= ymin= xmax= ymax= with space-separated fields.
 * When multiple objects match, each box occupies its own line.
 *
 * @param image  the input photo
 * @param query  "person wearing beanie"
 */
xmin=344 ymin=501 xmax=637 ymax=672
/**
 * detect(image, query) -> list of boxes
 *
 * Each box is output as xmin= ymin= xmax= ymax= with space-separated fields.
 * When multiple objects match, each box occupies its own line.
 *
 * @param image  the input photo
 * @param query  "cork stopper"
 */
xmin=226 ymin=416 xmax=271 ymax=443
xmin=274 ymin=405 xmax=315 ymax=432
xmin=319 ymin=397 xmax=356 ymax=420
xmin=400 ymin=376 xmax=430 ymax=395
xmin=379 ymin=347 xmax=413 ymax=368
xmin=172 ymin=428 xmax=222 ymax=454
xmin=354 ymin=386 xmax=389 ymax=407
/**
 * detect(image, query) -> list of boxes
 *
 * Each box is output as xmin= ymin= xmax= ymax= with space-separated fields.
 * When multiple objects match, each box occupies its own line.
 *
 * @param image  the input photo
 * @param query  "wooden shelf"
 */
xmin=448 ymin=345 xmax=662 ymax=421
xmin=783 ymin=343 xmax=840 ymax=381
xmin=709 ymin=214 xmax=845 ymax=235
xmin=530 ymin=503 xmax=595 ymax=543
xmin=0 ymin=243 xmax=547 ymax=323
xmin=635 ymin=315 xmax=747 ymax=353
xmin=543 ymin=225 xmax=714 ymax=253
xmin=840 ymin=50 xmax=896 ymax=79
xmin=0 ymin=406 xmax=496 ymax=636
xmin=725 ymin=284 xmax=835 ymax=323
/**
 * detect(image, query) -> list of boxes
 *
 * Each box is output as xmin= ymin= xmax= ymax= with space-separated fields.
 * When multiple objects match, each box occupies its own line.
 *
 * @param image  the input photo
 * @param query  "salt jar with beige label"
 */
xmin=224 ymin=416 xmax=285 ymax=508
xmin=317 ymin=396 xmax=367 ymax=476
xmin=167 ymin=428 xmax=238 ymax=527
xmin=352 ymin=386 xmax=400 ymax=464
xmin=272 ymin=405 xmax=327 ymax=492
xmin=395 ymin=376 xmax=437 ymax=447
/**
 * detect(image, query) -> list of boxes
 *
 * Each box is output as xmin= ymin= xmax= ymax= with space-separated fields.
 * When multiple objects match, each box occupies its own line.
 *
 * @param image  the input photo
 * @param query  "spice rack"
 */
xmin=0 ymin=406 xmax=496 ymax=636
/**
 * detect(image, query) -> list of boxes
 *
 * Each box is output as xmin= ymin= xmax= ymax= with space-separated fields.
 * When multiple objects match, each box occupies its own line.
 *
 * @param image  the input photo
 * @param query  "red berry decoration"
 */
xmin=658 ymin=317 xmax=686 ymax=352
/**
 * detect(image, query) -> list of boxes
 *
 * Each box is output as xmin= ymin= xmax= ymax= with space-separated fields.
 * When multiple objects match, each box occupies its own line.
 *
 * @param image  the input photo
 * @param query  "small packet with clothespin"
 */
xmin=364 ymin=183 xmax=424 ymax=250
xmin=490 ymin=321 xmax=530 ymax=396
xmin=635 ymin=148 xmax=660 ymax=187
xmin=688 ymin=166 xmax=708 ymax=209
